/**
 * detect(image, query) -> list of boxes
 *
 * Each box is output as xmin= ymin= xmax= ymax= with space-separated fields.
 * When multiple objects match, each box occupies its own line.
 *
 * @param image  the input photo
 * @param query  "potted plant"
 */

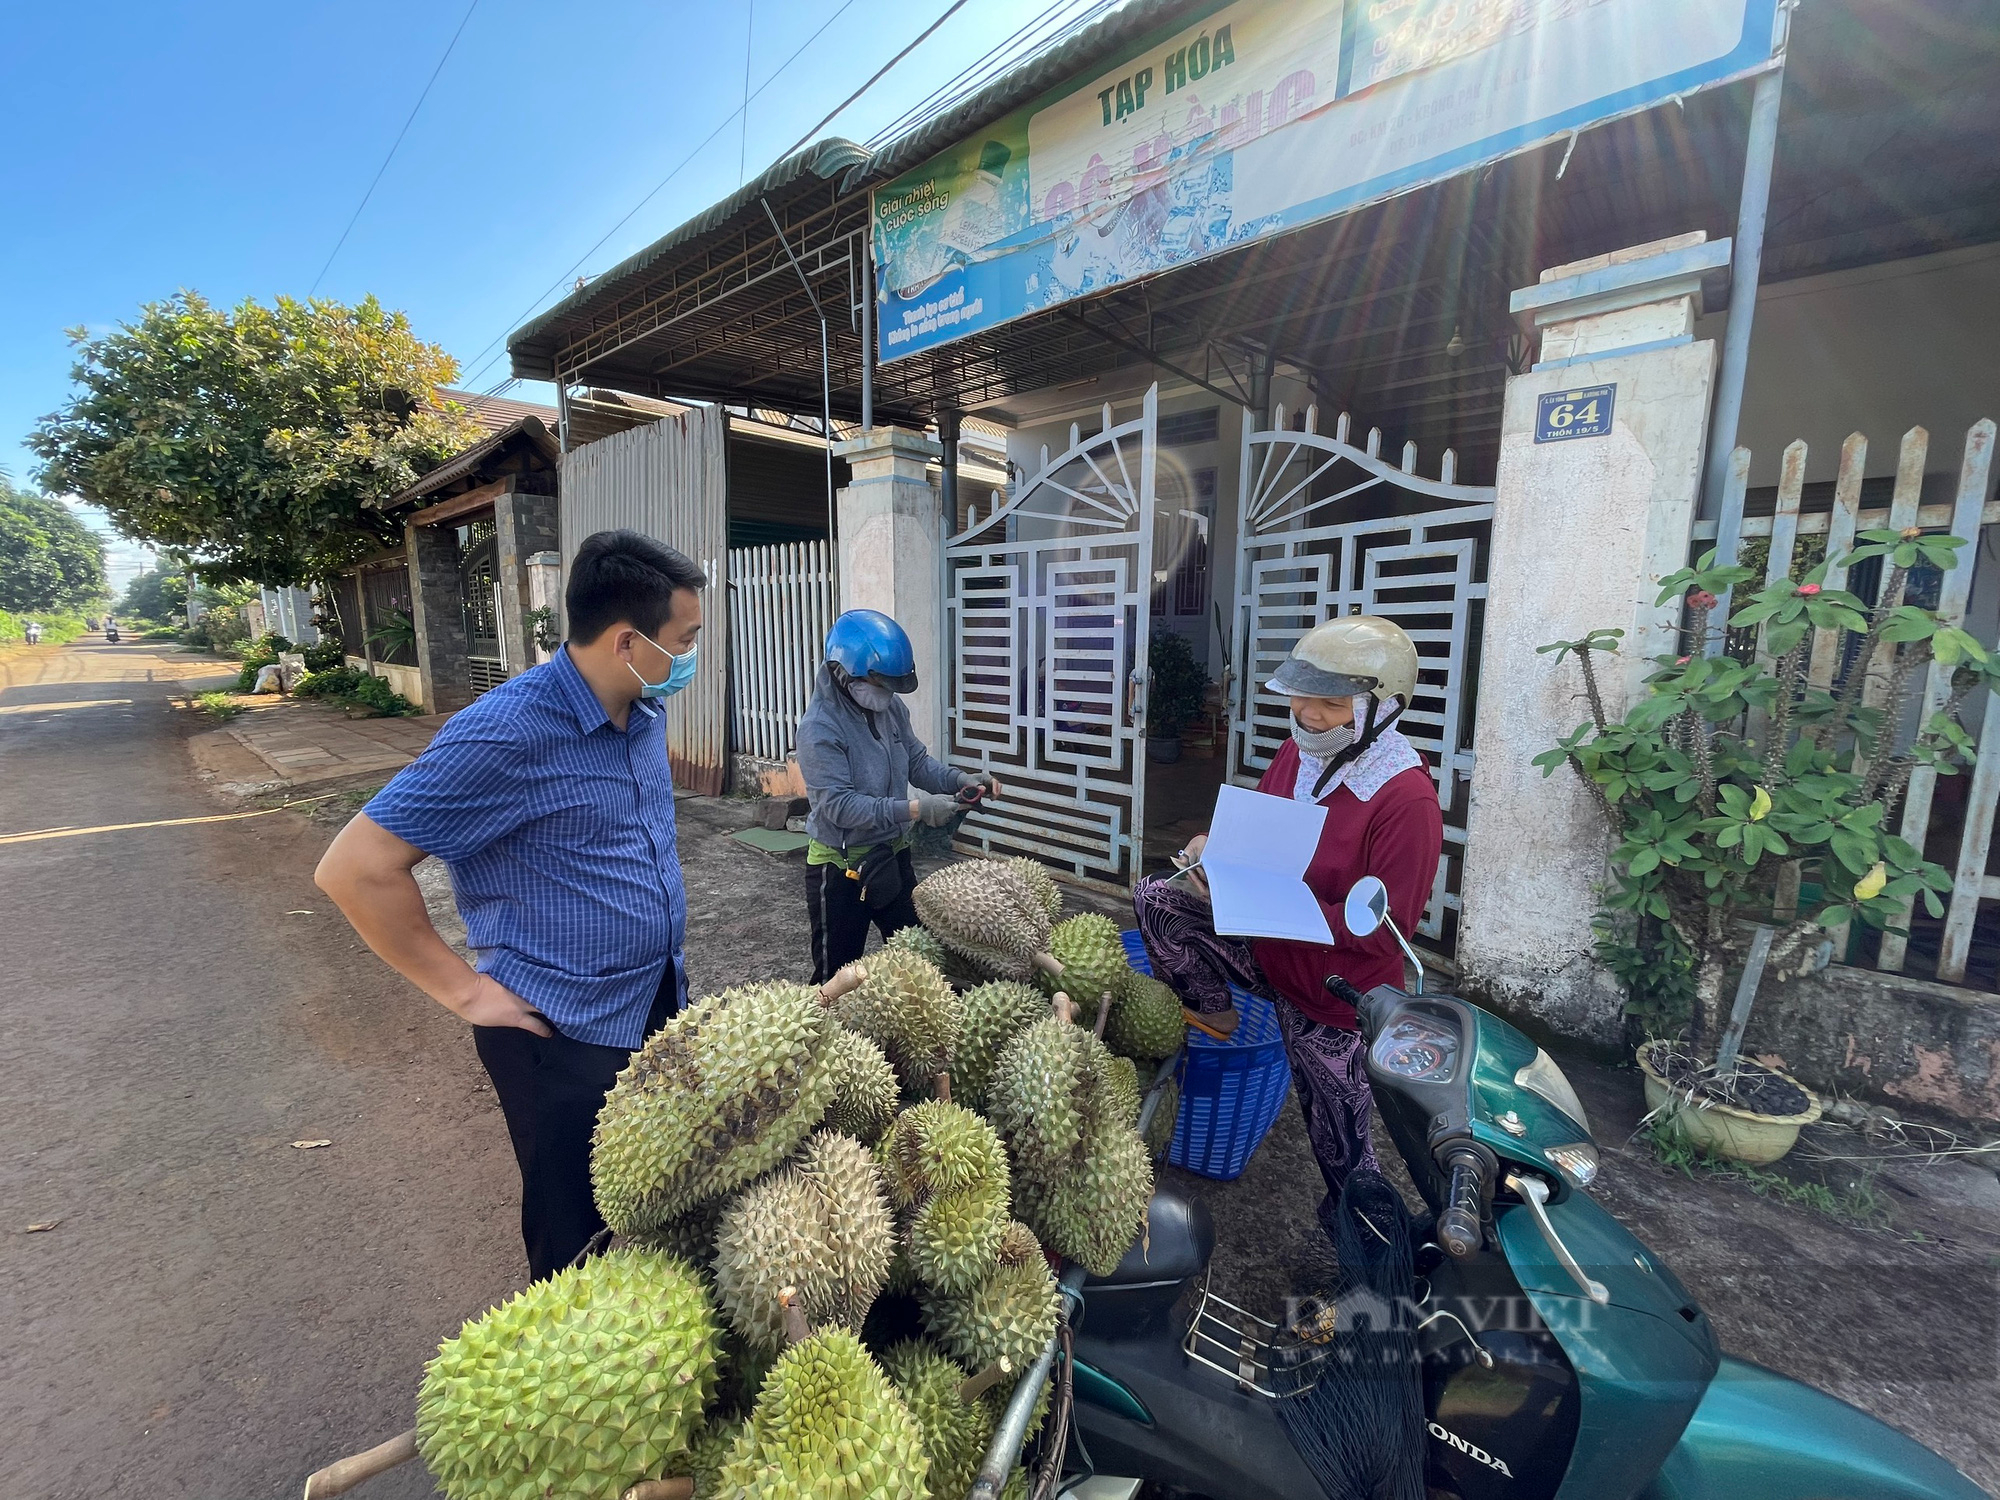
xmin=1147 ymin=630 xmax=1212 ymax=764
xmin=1536 ymin=525 xmax=1996 ymax=1163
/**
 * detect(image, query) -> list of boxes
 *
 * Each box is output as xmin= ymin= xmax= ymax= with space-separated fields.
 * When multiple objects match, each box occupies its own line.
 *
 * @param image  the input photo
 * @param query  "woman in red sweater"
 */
xmin=1134 ymin=616 xmax=1443 ymax=1217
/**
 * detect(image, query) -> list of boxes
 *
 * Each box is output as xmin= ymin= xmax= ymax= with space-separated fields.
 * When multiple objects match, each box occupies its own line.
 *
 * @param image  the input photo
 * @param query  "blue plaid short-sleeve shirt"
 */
xmin=364 ymin=647 xmax=687 ymax=1047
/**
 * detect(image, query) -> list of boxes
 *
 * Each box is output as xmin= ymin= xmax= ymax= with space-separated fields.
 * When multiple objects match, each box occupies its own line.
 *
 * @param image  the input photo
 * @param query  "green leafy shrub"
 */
xmin=1147 ymin=630 xmax=1212 ymax=738
xmin=295 ymin=665 xmax=418 ymax=717
xmin=1536 ymin=528 xmax=2000 ymax=1071
xmin=194 ymin=690 xmax=243 ymax=721
xmin=302 ymin=638 xmax=346 ymax=672
xmin=0 ymin=610 xmax=89 ymax=645
xmin=183 ymin=608 xmax=252 ymax=654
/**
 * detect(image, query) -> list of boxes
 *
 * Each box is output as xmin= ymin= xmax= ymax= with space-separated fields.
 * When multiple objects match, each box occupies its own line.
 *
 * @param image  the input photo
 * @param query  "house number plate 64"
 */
xmin=1535 ymin=384 xmax=1616 ymax=443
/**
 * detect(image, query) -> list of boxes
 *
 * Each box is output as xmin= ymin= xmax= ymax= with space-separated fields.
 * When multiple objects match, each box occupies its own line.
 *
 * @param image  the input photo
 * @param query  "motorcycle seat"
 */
xmin=1087 ymin=1189 xmax=1215 ymax=1289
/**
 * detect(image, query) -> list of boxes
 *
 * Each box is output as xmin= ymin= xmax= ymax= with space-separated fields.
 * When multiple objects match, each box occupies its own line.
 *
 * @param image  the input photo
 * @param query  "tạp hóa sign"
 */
xmin=870 ymin=0 xmax=1779 ymax=363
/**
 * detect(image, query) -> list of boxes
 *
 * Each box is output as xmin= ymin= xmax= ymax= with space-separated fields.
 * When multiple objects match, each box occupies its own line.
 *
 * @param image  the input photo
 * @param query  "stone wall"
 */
xmin=495 ymin=480 xmax=559 ymax=674
xmin=408 ymin=522 xmax=472 ymax=716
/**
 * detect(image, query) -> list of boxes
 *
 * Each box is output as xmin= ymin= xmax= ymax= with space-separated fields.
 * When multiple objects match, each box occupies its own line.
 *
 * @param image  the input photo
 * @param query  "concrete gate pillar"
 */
xmin=833 ymin=426 xmax=946 ymax=753
xmin=1457 ymin=234 xmax=1729 ymax=1045
xmin=408 ymin=521 xmax=473 ymax=716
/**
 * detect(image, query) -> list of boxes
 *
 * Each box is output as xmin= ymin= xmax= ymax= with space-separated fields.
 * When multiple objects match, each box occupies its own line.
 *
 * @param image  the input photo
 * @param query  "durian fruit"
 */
xmin=670 ymin=1420 xmax=744 ymax=1499
xmin=835 ymin=946 xmax=962 ymax=1093
xmin=985 ymin=1011 xmax=1109 ymax=1173
xmin=821 ymin=1028 xmax=899 ymax=1144
xmin=1015 ymin=1115 xmax=1155 ymax=1276
xmin=1103 ymin=1053 xmax=1142 ymax=1126
xmin=913 ymin=861 xmax=1054 ymax=982
xmin=714 ymin=1327 xmax=930 ymax=1500
xmin=713 ymin=1130 xmax=893 ymax=1352
xmin=629 ymin=1193 xmax=726 ymax=1264
xmin=415 ymin=1247 xmax=719 ymax=1500
xmin=1038 ymin=912 xmax=1134 ymax=1023
xmin=882 ymin=1339 xmax=1001 ymax=1500
xmin=592 ymin=980 xmax=837 ymax=1235
xmin=885 ymin=922 xmax=984 ymax=988
xmin=1005 ymin=856 xmax=1064 ymax=921
xmin=953 ymin=980 xmax=1050 ymax=1113
xmin=1106 ymin=970 xmax=1188 ymax=1061
xmin=921 ymin=1220 xmax=1061 ymax=1372
xmin=1142 ymin=1072 xmax=1181 ymax=1156
xmin=881 ymin=1100 xmax=1012 ymax=1296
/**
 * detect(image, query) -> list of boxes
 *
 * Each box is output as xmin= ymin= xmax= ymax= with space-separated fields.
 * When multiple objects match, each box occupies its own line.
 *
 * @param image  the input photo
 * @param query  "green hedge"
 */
xmin=294 ymin=665 xmax=419 ymax=717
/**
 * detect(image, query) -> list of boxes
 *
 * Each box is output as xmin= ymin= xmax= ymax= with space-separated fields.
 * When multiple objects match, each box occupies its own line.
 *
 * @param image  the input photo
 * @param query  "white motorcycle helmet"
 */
xmin=1266 ymin=615 xmax=1420 ymax=792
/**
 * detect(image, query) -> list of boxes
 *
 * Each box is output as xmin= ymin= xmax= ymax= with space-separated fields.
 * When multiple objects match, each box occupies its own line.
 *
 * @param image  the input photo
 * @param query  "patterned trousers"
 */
xmin=1132 ymin=874 xmax=1381 ymax=1217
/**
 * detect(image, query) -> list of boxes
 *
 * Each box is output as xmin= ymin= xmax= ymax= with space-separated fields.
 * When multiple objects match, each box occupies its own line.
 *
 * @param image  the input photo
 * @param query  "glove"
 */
xmin=958 ymin=771 xmax=1000 ymax=804
xmin=914 ymin=792 xmax=960 ymax=828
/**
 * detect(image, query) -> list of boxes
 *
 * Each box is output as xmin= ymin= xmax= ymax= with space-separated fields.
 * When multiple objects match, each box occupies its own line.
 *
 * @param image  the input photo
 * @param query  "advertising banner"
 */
xmin=872 ymin=0 xmax=1779 ymax=362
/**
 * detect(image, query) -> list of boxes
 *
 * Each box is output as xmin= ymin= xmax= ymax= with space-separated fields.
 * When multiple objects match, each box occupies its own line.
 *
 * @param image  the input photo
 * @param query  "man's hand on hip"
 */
xmin=453 ymin=974 xmax=555 ymax=1036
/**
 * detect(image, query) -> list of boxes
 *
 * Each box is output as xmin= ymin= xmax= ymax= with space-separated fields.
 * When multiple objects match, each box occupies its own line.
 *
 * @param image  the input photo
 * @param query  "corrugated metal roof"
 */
xmin=440 ymin=387 xmax=559 ymax=435
xmin=378 ymin=416 xmax=559 ymax=510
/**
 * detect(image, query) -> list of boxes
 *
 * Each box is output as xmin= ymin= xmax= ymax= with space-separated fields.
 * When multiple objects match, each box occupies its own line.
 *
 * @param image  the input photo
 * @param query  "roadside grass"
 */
xmin=1645 ymin=1121 xmax=1893 ymax=1229
xmin=193 ymin=690 xmax=244 ymax=722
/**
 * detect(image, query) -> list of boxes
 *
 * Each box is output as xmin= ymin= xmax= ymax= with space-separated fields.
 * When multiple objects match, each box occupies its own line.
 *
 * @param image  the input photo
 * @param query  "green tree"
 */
xmin=118 ymin=565 xmax=188 ymax=622
xmin=0 ymin=478 xmax=107 ymax=613
xmin=29 ymin=292 xmax=481 ymax=586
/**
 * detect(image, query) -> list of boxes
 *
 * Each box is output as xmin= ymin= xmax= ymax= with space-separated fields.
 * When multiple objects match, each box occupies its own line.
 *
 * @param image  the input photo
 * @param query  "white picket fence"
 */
xmin=727 ymin=540 xmax=838 ymax=763
xmin=1696 ymin=418 xmax=1998 ymax=986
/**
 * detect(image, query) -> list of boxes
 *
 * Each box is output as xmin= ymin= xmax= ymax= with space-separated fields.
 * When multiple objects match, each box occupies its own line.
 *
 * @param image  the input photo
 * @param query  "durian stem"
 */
xmin=620 ymin=1482 xmax=695 ymax=1500
xmin=958 ymin=1356 xmax=1015 ymax=1403
xmin=1093 ymin=993 xmax=1112 ymax=1039
xmin=1032 ymin=951 xmax=1065 ymax=979
xmin=778 ymin=1286 xmax=813 ymax=1346
xmin=300 ymin=1428 xmax=418 ymax=1499
xmin=818 ymin=962 xmax=869 ymax=1006
xmin=935 ymin=1071 xmax=952 ymax=1103
xmin=1051 ymin=993 xmax=1076 ymax=1025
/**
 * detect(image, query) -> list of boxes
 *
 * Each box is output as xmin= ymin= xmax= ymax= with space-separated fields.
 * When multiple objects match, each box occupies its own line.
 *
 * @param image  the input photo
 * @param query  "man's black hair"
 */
xmin=564 ymin=529 xmax=707 ymax=645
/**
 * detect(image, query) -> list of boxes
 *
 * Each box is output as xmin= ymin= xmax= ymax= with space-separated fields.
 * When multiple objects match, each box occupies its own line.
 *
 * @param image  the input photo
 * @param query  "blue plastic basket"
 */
xmin=1120 ymin=930 xmax=1292 ymax=1181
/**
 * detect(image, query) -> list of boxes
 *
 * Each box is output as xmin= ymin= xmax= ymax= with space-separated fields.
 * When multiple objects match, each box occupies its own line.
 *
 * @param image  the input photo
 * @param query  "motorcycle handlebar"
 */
xmin=1438 ymin=1154 xmax=1486 ymax=1260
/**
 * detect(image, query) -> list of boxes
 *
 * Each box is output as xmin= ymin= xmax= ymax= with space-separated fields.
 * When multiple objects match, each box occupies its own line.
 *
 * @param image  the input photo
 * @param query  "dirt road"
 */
xmin=0 ymin=641 xmax=517 ymax=1500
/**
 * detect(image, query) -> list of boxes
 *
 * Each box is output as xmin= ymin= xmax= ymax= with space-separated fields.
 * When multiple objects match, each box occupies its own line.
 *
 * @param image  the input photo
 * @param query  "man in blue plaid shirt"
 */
xmin=316 ymin=530 xmax=704 ymax=1280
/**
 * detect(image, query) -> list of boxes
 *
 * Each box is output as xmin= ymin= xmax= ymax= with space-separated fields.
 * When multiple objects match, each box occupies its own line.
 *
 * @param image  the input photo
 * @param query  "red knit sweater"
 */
xmin=1247 ymin=739 xmax=1444 ymax=1028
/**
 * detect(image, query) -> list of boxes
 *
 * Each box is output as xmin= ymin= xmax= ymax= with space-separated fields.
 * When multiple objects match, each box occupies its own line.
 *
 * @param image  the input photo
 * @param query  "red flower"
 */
xmin=1676 ymin=655 xmax=1691 ymax=665
xmin=1797 ymin=582 xmax=1821 ymax=595
xmin=1690 ymin=590 xmax=1718 ymax=609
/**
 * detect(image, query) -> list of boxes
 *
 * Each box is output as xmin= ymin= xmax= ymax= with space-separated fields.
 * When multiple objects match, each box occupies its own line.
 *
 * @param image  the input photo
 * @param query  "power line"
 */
xmin=309 ymin=0 xmax=482 ymax=296
xmin=452 ymin=0 xmax=861 ymax=392
xmin=776 ymin=0 xmax=972 ymax=159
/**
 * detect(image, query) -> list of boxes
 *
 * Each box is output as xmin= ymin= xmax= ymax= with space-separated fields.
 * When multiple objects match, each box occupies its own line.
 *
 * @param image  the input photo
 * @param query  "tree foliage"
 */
xmin=119 ymin=565 xmax=188 ymax=622
xmin=0 ymin=477 xmax=107 ymax=613
xmin=29 ymin=292 xmax=481 ymax=586
xmin=1536 ymin=530 xmax=2000 ymax=1070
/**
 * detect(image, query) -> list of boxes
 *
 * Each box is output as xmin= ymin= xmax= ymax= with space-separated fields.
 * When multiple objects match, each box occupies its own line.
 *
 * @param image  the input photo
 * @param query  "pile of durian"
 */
xmin=414 ymin=857 xmax=1188 ymax=1500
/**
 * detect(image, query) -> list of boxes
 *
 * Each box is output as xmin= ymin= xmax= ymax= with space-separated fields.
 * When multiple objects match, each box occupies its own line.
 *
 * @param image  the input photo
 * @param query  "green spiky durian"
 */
xmin=881 ymin=1100 xmax=1012 ymax=1296
xmin=821 ymin=1028 xmax=899 ymax=1144
xmin=885 ymin=923 xmax=984 ymax=988
xmin=882 ymin=1339 xmax=1000 ymax=1500
xmin=670 ymin=1420 xmax=744 ymax=1499
xmin=1103 ymin=1053 xmax=1142 ymax=1126
xmin=629 ymin=1194 xmax=726 ymax=1264
xmin=592 ymin=980 xmax=837 ymax=1235
xmin=953 ymin=980 xmax=1050 ymax=1112
xmin=1107 ymin=970 xmax=1188 ymax=1061
xmin=1005 ymin=857 xmax=1063 ymax=921
xmin=985 ymin=1012 xmax=1113 ymax=1174
xmin=415 ymin=1248 xmax=719 ymax=1500
xmin=835 ymin=946 xmax=962 ymax=1092
xmin=921 ymin=1220 xmax=1060 ymax=1371
xmin=1014 ymin=1115 xmax=1154 ymax=1276
xmin=913 ymin=862 xmax=1052 ymax=982
xmin=715 ymin=1328 xmax=929 ymax=1500
xmin=1142 ymin=1072 xmax=1181 ymax=1156
xmin=713 ymin=1130 xmax=892 ymax=1352
xmin=1038 ymin=913 xmax=1133 ymax=1022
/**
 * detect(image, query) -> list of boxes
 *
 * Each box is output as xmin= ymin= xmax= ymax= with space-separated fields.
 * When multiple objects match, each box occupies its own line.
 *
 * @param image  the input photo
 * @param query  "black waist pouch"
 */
xmin=855 ymin=843 xmax=905 ymax=910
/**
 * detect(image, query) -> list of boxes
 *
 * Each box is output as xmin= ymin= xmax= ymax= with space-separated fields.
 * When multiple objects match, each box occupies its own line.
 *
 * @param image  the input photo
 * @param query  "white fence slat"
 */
xmin=1807 ymin=433 xmax=1867 ymax=689
xmin=1940 ymin=685 xmax=2000 ymax=983
xmin=1850 ymin=427 xmax=1929 ymax=792
xmin=726 ymin=538 xmax=837 ymax=765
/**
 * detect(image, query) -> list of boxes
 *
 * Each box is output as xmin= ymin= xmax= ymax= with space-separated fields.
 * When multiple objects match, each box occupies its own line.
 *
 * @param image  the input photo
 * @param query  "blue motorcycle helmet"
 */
xmin=825 ymin=608 xmax=919 ymax=693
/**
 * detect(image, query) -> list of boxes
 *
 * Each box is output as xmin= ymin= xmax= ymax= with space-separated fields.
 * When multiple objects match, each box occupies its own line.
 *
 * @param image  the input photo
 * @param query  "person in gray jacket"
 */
xmin=795 ymin=609 xmax=999 ymax=981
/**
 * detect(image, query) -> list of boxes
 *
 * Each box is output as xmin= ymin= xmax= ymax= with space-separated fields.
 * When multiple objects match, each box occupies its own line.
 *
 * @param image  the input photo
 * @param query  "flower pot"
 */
xmin=1637 ymin=1043 xmax=1821 ymax=1165
xmin=1146 ymin=733 xmax=1183 ymax=764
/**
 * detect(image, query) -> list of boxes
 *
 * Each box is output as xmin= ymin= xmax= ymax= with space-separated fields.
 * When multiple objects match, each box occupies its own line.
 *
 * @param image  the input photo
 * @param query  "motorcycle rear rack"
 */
xmin=1180 ymin=1272 xmax=1301 ymax=1400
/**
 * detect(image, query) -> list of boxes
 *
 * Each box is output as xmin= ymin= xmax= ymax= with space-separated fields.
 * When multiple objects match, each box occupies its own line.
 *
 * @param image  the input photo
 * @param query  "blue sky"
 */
xmin=0 ymin=0 xmax=1102 ymax=584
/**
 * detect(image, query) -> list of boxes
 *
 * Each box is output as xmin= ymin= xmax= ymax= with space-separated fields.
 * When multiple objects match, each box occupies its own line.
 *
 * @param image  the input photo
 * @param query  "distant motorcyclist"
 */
xmin=23 ymin=621 xmax=42 ymax=645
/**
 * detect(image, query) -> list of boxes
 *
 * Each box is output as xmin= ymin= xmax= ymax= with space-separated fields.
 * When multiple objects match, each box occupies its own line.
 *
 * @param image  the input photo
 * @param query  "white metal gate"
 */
xmin=1230 ymin=405 xmax=1495 ymax=949
xmin=945 ymin=385 xmax=1159 ymax=892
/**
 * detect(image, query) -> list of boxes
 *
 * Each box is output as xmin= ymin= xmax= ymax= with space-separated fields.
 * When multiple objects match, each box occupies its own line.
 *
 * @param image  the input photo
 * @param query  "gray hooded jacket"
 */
xmin=796 ymin=663 xmax=968 ymax=854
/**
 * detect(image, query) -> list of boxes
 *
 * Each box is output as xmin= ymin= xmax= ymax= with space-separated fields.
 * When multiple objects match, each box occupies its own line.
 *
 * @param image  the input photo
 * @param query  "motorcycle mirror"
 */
xmin=1344 ymin=876 xmax=1390 ymax=938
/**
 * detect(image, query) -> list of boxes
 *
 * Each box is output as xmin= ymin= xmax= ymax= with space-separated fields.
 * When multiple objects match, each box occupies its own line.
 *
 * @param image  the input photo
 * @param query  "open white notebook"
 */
xmin=1200 ymin=783 xmax=1336 ymax=945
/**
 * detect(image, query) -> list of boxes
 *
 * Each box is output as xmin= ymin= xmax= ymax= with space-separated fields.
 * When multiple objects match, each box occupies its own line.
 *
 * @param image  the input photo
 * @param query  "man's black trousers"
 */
xmin=473 ymin=972 xmax=677 ymax=1282
xmin=806 ymin=847 xmax=919 ymax=983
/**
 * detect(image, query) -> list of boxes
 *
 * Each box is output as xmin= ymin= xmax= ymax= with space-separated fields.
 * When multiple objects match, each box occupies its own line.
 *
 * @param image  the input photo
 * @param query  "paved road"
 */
xmin=0 ymin=641 xmax=516 ymax=1499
